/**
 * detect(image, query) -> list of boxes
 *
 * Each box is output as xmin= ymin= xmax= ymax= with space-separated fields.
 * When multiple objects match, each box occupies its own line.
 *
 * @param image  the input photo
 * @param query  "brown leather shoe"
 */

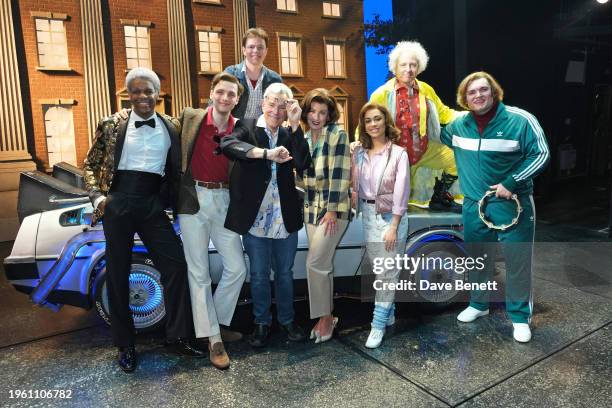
xmin=209 ymin=342 xmax=230 ymax=370
xmin=220 ymin=326 xmax=243 ymax=343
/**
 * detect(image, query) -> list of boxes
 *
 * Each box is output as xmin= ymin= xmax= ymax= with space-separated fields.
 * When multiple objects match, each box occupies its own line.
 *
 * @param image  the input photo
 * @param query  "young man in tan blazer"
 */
xmin=177 ymin=73 xmax=248 ymax=369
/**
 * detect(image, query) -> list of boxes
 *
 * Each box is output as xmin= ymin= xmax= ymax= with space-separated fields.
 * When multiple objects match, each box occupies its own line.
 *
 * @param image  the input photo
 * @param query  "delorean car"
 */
xmin=4 ymin=163 xmax=465 ymax=332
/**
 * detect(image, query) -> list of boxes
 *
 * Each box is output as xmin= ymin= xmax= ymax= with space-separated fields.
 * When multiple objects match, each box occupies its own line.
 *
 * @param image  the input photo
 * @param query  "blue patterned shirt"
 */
xmin=248 ymin=115 xmax=290 ymax=239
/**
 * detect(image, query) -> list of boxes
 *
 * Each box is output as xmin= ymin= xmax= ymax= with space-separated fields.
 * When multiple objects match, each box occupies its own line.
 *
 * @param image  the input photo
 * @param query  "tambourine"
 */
xmin=477 ymin=190 xmax=522 ymax=231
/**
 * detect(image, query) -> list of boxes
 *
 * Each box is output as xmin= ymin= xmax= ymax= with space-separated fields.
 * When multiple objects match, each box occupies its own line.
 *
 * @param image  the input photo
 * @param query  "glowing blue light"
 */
xmin=129 ymin=272 xmax=163 ymax=315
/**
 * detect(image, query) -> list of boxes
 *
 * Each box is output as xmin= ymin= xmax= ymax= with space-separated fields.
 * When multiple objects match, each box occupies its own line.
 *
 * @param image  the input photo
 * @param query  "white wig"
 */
xmin=388 ymin=41 xmax=429 ymax=76
xmin=125 ymin=67 xmax=161 ymax=93
xmin=263 ymin=82 xmax=293 ymax=99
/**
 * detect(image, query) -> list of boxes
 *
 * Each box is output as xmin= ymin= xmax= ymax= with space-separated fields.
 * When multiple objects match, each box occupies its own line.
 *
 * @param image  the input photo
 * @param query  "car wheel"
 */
xmin=408 ymin=240 xmax=468 ymax=307
xmin=91 ymin=253 xmax=166 ymax=332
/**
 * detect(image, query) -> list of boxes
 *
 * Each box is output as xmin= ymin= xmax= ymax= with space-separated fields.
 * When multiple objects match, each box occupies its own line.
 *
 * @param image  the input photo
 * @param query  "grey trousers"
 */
xmin=305 ymin=219 xmax=349 ymax=318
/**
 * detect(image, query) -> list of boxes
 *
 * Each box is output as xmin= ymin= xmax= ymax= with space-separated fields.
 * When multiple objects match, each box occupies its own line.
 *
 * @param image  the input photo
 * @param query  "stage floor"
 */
xmin=1 ymin=217 xmax=610 ymax=407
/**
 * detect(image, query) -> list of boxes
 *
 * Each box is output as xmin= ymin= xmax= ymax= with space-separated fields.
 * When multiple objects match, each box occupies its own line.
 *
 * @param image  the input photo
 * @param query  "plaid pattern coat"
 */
xmin=302 ymin=123 xmax=351 ymax=224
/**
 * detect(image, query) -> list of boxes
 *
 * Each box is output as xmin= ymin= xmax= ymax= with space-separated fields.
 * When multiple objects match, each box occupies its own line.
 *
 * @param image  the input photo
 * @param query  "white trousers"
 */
xmin=179 ymin=186 xmax=247 ymax=338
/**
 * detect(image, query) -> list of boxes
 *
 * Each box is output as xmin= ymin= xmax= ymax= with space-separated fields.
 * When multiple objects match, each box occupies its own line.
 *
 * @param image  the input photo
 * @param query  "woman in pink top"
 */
xmin=351 ymin=103 xmax=410 ymax=349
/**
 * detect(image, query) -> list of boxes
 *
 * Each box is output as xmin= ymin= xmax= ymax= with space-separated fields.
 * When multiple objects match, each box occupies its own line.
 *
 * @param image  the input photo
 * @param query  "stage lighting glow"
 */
xmin=596 ymin=0 xmax=609 ymax=5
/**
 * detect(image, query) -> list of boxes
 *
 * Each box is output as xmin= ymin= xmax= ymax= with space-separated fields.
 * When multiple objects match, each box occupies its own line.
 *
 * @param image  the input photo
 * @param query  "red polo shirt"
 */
xmin=190 ymin=108 xmax=235 ymax=183
xmin=472 ymin=102 xmax=499 ymax=134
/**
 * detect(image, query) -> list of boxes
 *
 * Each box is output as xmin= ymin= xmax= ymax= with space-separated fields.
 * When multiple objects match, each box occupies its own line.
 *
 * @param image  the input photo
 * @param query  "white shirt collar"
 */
xmin=256 ymin=113 xmax=280 ymax=134
xmin=129 ymin=111 xmax=158 ymax=126
xmin=118 ymin=111 xmax=169 ymax=175
xmin=241 ymin=63 xmax=264 ymax=84
xmin=241 ymin=63 xmax=264 ymax=75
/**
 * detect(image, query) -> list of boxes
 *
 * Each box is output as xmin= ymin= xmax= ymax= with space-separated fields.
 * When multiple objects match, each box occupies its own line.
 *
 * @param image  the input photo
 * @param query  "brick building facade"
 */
xmin=6 ymin=0 xmax=367 ymax=172
xmin=0 ymin=0 xmax=366 ymax=240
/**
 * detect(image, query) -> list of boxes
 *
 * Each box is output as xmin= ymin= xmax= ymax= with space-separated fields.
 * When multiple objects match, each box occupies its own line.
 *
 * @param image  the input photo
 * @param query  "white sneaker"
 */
xmin=457 ymin=306 xmax=489 ymax=322
xmin=365 ymin=328 xmax=385 ymax=349
xmin=512 ymin=323 xmax=532 ymax=342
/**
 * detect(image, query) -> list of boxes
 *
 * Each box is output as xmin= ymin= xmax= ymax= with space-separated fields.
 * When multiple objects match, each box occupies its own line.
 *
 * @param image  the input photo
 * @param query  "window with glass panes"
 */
xmin=277 ymin=0 xmax=297 ymax=12
xmin=124 ymin=25 xmax=151 ymax=69
xmin=325 ymin=40 xmax=345 ymax=77
xmin=323 ymin=2 xmax=341 ymax=17
xmin=198 ymin=31 xmax=222 ymax=73
xmin=35 ymin=18 xmax=69 ymax=68
xmin=279 ymin=38 xmax=301 ymax=76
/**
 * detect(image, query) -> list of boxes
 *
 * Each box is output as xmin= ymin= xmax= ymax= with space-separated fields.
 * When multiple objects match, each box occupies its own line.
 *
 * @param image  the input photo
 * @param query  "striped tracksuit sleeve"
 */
xmin=501 ymin=108 xmax=550 ymax=192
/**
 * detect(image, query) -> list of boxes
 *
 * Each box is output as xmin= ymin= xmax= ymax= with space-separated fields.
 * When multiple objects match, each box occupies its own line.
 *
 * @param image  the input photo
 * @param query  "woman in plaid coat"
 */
xmin=300 ymin=89 xmax=352 ymax=343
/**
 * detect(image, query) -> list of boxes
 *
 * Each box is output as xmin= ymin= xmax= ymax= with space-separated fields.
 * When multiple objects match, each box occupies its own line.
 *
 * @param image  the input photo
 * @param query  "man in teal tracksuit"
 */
xmin=435 ymin=71 xmax=550 ymax=342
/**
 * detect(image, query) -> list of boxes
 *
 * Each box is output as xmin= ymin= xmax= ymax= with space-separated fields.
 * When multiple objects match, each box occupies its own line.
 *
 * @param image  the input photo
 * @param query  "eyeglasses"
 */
xmin=467 ymin=86 xmax=491 ymax=97
xmin=265 ymin=97 xmax=287 ymax=111
xmin=213 ymin=135 xmax=222 ymax=155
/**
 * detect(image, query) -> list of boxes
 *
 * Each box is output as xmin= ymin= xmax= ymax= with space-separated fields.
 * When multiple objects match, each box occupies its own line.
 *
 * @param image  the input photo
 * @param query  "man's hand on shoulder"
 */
xmin=170 ymin=116 xmax=181 ymax=132
xmin=115 ymin=108 xmax=130 ymax=120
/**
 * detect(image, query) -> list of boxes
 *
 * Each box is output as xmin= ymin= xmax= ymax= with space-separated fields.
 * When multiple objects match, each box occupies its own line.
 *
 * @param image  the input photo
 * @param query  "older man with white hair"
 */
xmin=368 ymin=40 xmax=463 ymax=212
xmin=221 ymin=83 xmax=311 ymax=348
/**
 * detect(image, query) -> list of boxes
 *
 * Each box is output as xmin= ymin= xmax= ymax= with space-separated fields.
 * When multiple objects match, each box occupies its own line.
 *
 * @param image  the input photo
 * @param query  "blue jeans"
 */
xmin=361 ymin=202 xmax=409 ymax=304
xmin=243 ymin=232 xmax=298 ymax=326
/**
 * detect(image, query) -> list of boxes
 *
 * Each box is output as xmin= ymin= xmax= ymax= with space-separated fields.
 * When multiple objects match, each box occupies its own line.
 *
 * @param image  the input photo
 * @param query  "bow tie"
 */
xmin=135 ymin=118 xmax=156 ymax=128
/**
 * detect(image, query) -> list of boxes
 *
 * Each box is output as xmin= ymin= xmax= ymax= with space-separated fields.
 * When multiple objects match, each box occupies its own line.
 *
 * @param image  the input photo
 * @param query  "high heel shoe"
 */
xmin=310 ymin=317 xmax=339 ymax=344
xmin=309 ymin=318 xmax=324 ymax=340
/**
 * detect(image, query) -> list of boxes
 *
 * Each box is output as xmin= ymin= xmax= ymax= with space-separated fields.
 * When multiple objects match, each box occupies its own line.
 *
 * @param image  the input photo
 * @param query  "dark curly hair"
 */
xmin=357 ymin=102 xmax=400 ymax=149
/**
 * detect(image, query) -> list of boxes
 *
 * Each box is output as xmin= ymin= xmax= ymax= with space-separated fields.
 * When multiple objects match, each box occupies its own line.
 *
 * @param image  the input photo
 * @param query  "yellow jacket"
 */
xmin=368 ymin=78 xmax=458 ymax=137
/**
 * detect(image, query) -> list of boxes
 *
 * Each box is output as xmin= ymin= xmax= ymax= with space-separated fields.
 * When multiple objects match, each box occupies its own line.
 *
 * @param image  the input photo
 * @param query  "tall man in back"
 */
xmin=224 ymin=27 xmax=282 ymax=120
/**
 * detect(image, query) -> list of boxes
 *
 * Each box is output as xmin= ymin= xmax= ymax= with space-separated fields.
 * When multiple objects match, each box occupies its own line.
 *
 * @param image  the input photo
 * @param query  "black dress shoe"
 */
xmin=118 ymin=346 xmax=137 ymax=373
xmin=220 ymin=326 xmax=244 ymax=342
xmin=192 ymin=337 xmax=209 ymax=350
xmin=280 ymin=322 xmax=306 ymax=342
xmin=248 ymin=324 xmax=270 ymax=348
xmin=166 ymin=338 xmax=206 ymax=358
